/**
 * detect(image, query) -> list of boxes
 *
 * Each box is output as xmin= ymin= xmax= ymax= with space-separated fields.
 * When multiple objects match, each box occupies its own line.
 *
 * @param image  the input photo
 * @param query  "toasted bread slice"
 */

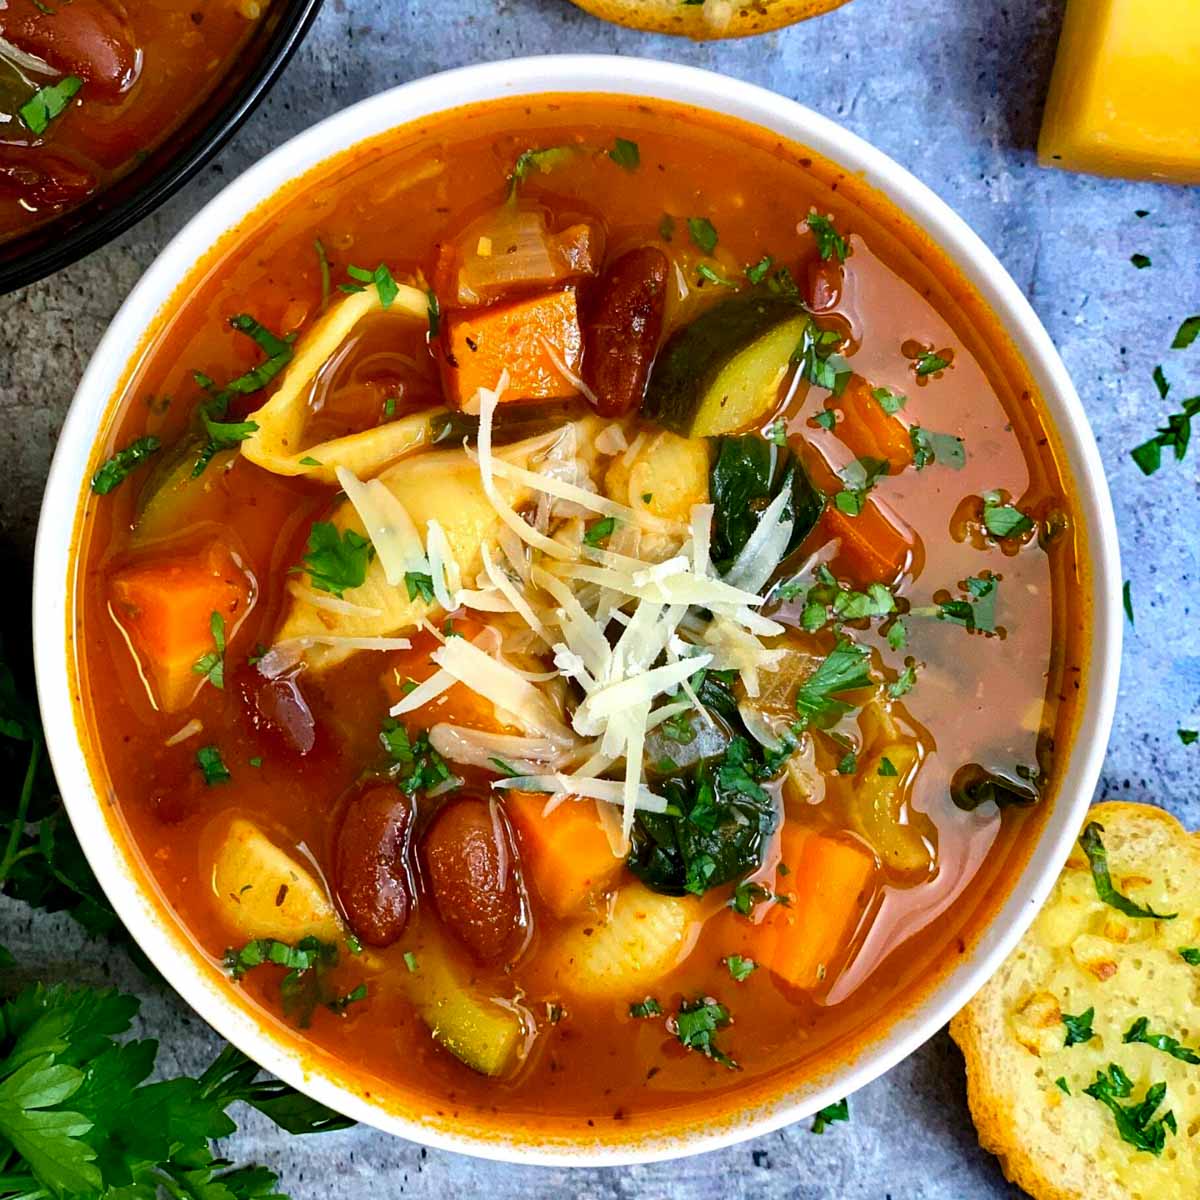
xmin=566 ymin=0 xmax=851 ymax=40
xmin=950 ymin=802 xmax=1200 ymax=1199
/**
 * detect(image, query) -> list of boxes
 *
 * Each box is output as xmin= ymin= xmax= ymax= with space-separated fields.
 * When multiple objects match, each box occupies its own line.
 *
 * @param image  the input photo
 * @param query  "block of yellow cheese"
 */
xmin=1038 ymin=0 xmax=1200 ymax=184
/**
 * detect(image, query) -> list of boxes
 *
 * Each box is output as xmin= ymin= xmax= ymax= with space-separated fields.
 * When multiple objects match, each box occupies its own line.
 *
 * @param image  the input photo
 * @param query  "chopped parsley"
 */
xmin=910 ymin=425 xmax=966 ymax=469
xmin=914 ymin=349 xmax=951 ymax=376
xmin=1123 ymin=1017 xmax=1200 ymax=1064
xmin=489 ymin=756 xmax=520 ymax=777
xmin=1178 ymin=729 xmax=1198 ymax=746
xmin=629 ymin=997 xmax=662 ymax=1018
xmin=1078 ymin=821 xmax=1176 ymax=920
xmin=793 ymin=323 xmax=851 ymax=396
xmin=223 ymin=935 xmax=350 ymax=1026
xmin=1123 ymin=580 xmax=1134 ymax=624
xmin=697 ymin=263 xmax=737 ymax=288
xmin=887 ymin=661 xmax=917 ymax=699
xmin=1179 ymin=948 xmax=1200 ymax=965
xmin=192 ymin=612 xmax=227 ymax=689
xmin=1154 ymin=365 xmax=1171 ymax=400
xmin=1130 ymin=394 xmax=1200 ymax=475
xmin=813 ymin=409 xmax=837 ymax=431
xmin=342 ymin=262 xmax=399 ymax=309
xmin=659 ymin=213 xmax=676 ymax=242
xmin=687 ymin=216 xmax=719 ymax=254
xmin=1055 ymin=1077 xmax=1071 ymax=1095
xmin=609 ymin=137 xmax=640 ymax=171
xmin=1130 ymin=253 xmax=1152 ymax=270
xmin=933 ymin=575 xmax=999 ymax=634
xmin=673 ymin=998 xmax=738 ymax=1070
xmin=583 ymin=516 xmax=618 ymax=546
xmin=403 ymin=951 xmax=418 ymax=972
xmin=806 ymin=212 xmax=848 ymax=262
xmin=730 ymin=880 xmax=774 ymax=916
xmin=299 ymin=522 xmax=374 ymax=597
xmin=196 ymin=745 xmax=231 ymax=786
xmin=1062 ymin=1006 xmax=1095 ymax=1047
xmin=90 ymin=435 xmax=161 ymax=495
xmin=426 ymin=288 xmax=440 ymax=337
xmin=746 ymin=255 xmax=773 ymax=285
xmin=982 ymin=491 xmax=1034 ymax=539
xmin=794 ymin=639 xmax=873 ymax=731
xmin=877 ymin=756 xmax=899 ymax=778
xmin=766 ymin=419 xmax=788 ymax=447
xmin=326 ymin=982 xmax=368 ymax=1013
xmin=1083 ymin=1064 xmax=1176 ymax=1156
xmin=18 ymin=75 xmax=83 ymax=136
xmin=379 ymin=719 xmax=453 ymax=796
xmin=871 ymin=386 xmax=906 ymax=414
xmin=508 ymin=146 xmax=576 ymax=194
xmin=835 ymin=750 xmax=857 ymax=775
xmin=405 ymin=571 xmax=436 ymax=604
xmin=1171 ymin=315 xmax=1200 ymax=350
xmin=298 ymin=455 xmax=323 ymax=466
xmin=834 ymin=456 xmax=889 ymax=517
xmin=811 ymin=1098 xmax=850 ymax=1134
xmin=725 ymin=955 xmax=756 ymax=982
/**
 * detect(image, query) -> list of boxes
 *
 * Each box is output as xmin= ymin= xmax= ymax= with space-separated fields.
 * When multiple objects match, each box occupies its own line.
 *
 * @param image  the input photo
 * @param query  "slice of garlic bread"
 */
xmin=950 ymin=802 xmax=1200 ymax=1200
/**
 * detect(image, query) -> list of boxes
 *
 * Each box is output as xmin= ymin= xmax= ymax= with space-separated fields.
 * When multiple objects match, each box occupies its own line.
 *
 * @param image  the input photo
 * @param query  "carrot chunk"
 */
xmin=108 ymin=538 xmax=254 ymax=712
xmin=826 ymin=377 xmax=914 ymax=468
xmin=818 ymin=498 xmax=918 ymax=586
xmin=723 ymin=824 xmax=876 ymax=991
xmin=505 ymin=790 xmax=621 ymax=917
xmin=442 ymin=289 xmax=582 ymax=410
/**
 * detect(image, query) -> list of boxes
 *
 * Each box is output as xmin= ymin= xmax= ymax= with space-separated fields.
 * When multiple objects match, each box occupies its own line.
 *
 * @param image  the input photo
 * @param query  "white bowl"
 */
xmin=32 ymin=55 xmax=1122 ymax=1165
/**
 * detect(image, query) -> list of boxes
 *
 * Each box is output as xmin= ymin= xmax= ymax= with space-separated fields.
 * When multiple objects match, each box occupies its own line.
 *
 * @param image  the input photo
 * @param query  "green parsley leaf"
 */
xmin=326 ymin=981 xmax=368 ymax=1014
xmin=834 ymin=456 xmax=889 ymax=517
xmin=933 ymin=575 xmax=999 ymax=634
xmin=489 ymin=756 xmax=520 ymax=777
xmin=1062 ymin=1006 xmax=1095 ymax=1046
xmin=298 ymin=455 xmax=323 ymax=466
xmin=196 ymin=745 xmax=231 ymax=786
xmin=90 ymin=435 xmax=161 ymax=495
xmin=404 ymin=571 xmax=436 ymax=604
xmin=794 ymin=639 xmax=872 ymax=730
xmin=1079 ymin=821 xmax=1176 ymax=920
xmin=1130 ymin=253 xmax=1152 ymax=269
xmin=299 ymin=523 xmax=374 ymax=598
xmin=673 ymin=998 xmax=738 ymax=1070
xmin=982 ymin=491 xmax=1034 ymax=539
xmin=1056 ymin=1076 xmax=1071 ymax=1094
xmin=629 ymin=997 xmax=662 ymax=1018
xmin=1123 ymin=580 xmax=1134 ymax=625
xmin=813 ymin=409 xmax=837 ymax=431
xmin=886 ymin=617 xmax=908 ymax=650
xmin=871 ymin=386 xmax=906 ymax=414
xmin=1171 ymin=315 xmax=1200 ymax=350
xmin=1154 ymin=364 xmax=1171 ymax=399
xmin=887 ymin=661 xmax=917 ymax=699
xmin=805 ymin=212 xmax=848 ymax=262
xmin=877 ymin=757 xmax=898 ymax=777
xmin=915 ymin=349 xmax=951 ymax=376
xmin=192 ymin=612 xmax=227 ymax=690
xmin=1178 ymin=729 xmax=1198 ymax=746
xmin=379 ymin=719 xmax=453 ymax=796
xmin=1130 ymin=394 xmax=1200 ymax=473
xmin=725 ymin=955 xmax=756 ymax=981
xmin=697 ymin=262 xmax=737 ymax=288
xmin=687 ymin=216 xmax=719 ymax=254
xmin=583 ymin=516 xmax=618 ymax=546
xmin=730 ymin=880 xmax=774 ymax=917
xmin=609 ymin=137 xmax=640 ymax=170
xmin=835 ymin=750 xmax=857 ymax=775
xmin=1179 ymin=947 xmax=1200 ymax=965
xmin=910 ymin=425 xmax=966 ymax=470
xmin=426 ymin=288 xmax=441 ymax=337
xmin=766 ymin=419 xmax=788 ymax=447
xmin=344 ymin=262 xmax=399 ymax=309
xmin=18 ymin=75 xmax=83 ymax=136
xmin=403 ymin=951 xmax=418 ymax=972
xmin=508 ymin=146 xmax=576 ymax=194
xmin=1123 ymin=1017 xmax=1200 ymax=1064
xmin=745 ymin=255 xmax=773 ymax=284
xmin=811 ymin=1097 xmax=850 ymax=1134
xmin=1084 ymin=1064 xmax=1176 ymax=1156
xmin=792 ymin=323 xmax=851 ymax=396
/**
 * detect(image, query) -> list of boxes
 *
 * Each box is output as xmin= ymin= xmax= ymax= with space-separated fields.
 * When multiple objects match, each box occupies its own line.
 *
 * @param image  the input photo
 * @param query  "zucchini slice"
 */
xmin=644 ymin=296 xmax=809 ymax=437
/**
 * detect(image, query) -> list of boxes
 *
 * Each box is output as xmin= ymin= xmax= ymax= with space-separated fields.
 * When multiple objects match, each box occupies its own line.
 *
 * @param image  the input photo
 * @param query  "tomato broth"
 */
xmin=70 ymin=94 xmax=1089 ymax=1140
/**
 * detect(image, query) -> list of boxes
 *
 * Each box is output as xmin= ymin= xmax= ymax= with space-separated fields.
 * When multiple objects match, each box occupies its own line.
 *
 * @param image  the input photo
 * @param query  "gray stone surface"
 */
xmin=1 ymin=0 xmax=1199 ymax=1194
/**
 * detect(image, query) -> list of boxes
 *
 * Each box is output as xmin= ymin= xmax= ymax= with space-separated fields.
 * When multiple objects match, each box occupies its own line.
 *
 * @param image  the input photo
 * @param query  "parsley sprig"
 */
xmin=1078 ymin=822 xmax=1176 ymax=920
xmin=298 ymin=522 xmax=374 ymax=597
xmin=1083 ymin=1064 xmax=1176 ymax=1156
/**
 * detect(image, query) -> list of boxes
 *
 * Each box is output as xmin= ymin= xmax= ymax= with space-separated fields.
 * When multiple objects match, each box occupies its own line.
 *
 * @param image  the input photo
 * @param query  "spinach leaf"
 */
xmin=628 ymin=737 xmax=778 ymax=897
xmin=709 ymin=435 xmax=825 ymax=567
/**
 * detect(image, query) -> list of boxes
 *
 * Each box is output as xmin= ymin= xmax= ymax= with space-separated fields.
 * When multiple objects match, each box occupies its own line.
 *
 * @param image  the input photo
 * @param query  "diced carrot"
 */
xmin=818 ymin=498 xmax=918 ymax=586
xmin=109 ymin=538 xmax=254 ymax=712
xmin=505 ymin=790 xmax=622 ymax=917
xmin=826 ymin=377 xmax=914 ymax=468
xmin=723 ymin=824 xmax=876 ymax=991
xmin=442 ymin=288 xmax=583 ymax=410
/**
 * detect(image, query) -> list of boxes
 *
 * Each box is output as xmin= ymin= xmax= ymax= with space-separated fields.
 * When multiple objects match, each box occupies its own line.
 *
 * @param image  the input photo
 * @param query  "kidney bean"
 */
xmin=421 ymin=794 xmax=524 ymax=964
xmin=234 ymin=664 xmax=318 ymax=757
xmin=582 ymin=246 xmax=669 ymax=417
xmin=807 ymin=259 xmax=842 ymax=312
xmin=0 ymin=150 xmax=96 ymax=209
xmin=334 ymin=785 xmax=414 ymax=948
xmin=1 ymin=0 xmax=141 ymax=102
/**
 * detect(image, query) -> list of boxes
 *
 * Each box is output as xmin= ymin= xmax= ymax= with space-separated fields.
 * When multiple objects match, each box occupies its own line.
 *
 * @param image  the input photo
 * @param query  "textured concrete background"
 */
xmin=2 ymin=0 xmax=1200 ymax=1195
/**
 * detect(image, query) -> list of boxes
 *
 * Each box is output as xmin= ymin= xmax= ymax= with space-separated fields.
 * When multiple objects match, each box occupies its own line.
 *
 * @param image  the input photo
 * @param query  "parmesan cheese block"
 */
xmin=1039 ymin=0 xmax=1200 ymax=183
xmin=951 ymin=802 xmax=1200 ymax=1200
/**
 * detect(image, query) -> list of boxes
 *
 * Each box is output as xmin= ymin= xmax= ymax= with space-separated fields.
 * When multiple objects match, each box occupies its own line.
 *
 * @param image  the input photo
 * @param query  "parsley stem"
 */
xmin=0 ymin=733 xmax=39 ymax=886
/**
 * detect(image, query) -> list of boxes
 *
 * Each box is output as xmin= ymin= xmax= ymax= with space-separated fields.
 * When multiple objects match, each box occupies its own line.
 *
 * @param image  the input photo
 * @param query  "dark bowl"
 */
xmin=0 ymin=0 xmax=324 ymax=295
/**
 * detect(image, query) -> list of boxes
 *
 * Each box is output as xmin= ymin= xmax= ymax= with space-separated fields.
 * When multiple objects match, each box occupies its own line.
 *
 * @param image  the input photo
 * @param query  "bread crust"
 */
xmin=950 ymin=802 xmax=1200 ymax=1200
xmin=566 ymin=0 xmax=852 ymax=41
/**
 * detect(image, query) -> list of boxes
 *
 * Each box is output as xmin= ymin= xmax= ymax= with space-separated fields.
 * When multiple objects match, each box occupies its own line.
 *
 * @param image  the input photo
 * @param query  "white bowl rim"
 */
xmin=32 ymin=53 xmax=1122 ymax=1167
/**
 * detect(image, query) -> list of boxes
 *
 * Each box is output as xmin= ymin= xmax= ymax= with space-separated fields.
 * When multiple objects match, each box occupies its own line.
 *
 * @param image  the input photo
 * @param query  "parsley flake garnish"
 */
xmin=192 ymin=612 xmax=227 ymax=690
xmin=982 ymin=491 xmax=1034 ymax=539
xmin=687 ymin=216 xmax=719 ymax=254
xmin=583 ymin=516 xmax=618 ymax=546
xmin=697 ymin=263 xmax=737 ymax=288
xmin=196 ymin=745 xmax=231 ymax=786
xmin=1062 ymin=1006 xmax=1095 ymax=1046
xmin=811 ymin=1098 xmax=850 ymax=1134
xmin=914 ymin=349 xmax=951 ymax=376
xmin=745 ymin=255 xmax=773 ymax=285
xmin=379 ymin=719 xmax=453 ymax=795
xmin=299 ymin=522 xmax=374 ymax=597
xmin=793 ymin=324 xmax=851 ymax=396
xmin=1178 ymin=729 xmax=1198 ymax=746
xmin=1079 ymin=821 xmax=1176 ymax=920
xmin=405 ymin=571 xmax=436 ymax=604
xmin=1130 ymin=253 xmax=1152 ymax=270
xmin=609 ymin=137 xmax=640 ymax=171
xmin=1123 ymin=580 xmax=1134 ymax=624
xmin=1084 ymin=1064 xmax=1176 ymax=1156
xmin=794 ymin=639 xmax=872 ymax=731
xmin=725 ymin=955 xmax=756 ymax=982
xmin=910 ymin=425 xmax=965 ymax=470
xmin=1179 ymin=947 xmax=1200 ymax=965
xmin=19 ymin=75 xmax=83 ymax=135
xmin=342 ymin=262 xmax=399 ymax=309
xmin=90 ymin=435 xmax=161 ymax=495
xmin=1123 ymin=1017 xmax=1200 ymax=1064
xmin=673 ymin=998 xmax=738 ymax=1070
xmin=1171 ymin=315 xmax=1200 ymax=350
xmin=806 ymin=212 xmax=848 ymax=262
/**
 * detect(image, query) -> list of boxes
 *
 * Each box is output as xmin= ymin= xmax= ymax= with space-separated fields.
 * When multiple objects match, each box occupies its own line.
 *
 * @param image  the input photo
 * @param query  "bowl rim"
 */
xmin=32 ymin=53 xmax=1123 ymax=1166
xmin=0 ymin=0 xmax=325 ymax=295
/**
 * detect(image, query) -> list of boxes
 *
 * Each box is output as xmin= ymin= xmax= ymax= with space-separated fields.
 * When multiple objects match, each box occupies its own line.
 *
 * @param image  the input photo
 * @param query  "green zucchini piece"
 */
xmin=644 ymin=296 xmax=809 ymax=437
xmin=132 ymin=436 xmax=235 ymax=544
xmin=406 ymin=945 xmax=527 ymax=1077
